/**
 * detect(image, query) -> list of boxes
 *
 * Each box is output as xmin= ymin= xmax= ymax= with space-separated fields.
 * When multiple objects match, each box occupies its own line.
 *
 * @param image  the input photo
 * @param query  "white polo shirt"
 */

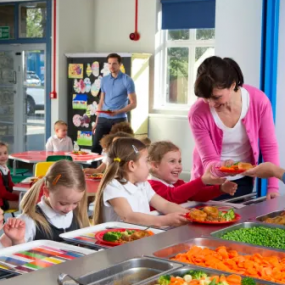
xmin=45 ymin=135 xmax=73 ymax=152
xmin=18 ymin=196 xmax=74 ymax=242
xmin=102 ymin=179 xmax=156 ymax=222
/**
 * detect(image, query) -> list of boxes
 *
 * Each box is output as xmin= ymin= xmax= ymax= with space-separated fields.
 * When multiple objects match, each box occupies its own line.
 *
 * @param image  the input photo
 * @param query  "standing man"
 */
xmin=91 ymin=53 xmax=137 ymax=154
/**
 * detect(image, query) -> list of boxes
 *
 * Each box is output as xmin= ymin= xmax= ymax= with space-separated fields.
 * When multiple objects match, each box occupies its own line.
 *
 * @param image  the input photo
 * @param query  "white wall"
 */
xmin=51 ymin=0 xmax=94 ymax=130
xmin=215 ymin=0 xmax=262 ymax=88
xmin=93 ymin=0 xmax=158 ymax=54
xmin=275 ymin=0 xmax=285 ymax=193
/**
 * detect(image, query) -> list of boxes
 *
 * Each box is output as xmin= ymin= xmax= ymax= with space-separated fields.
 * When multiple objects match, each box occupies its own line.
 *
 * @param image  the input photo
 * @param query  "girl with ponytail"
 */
xmin=1 ymin=160 xmax=89 ymax=246
xmin=93 ymin=137 xmax=188 ymax=228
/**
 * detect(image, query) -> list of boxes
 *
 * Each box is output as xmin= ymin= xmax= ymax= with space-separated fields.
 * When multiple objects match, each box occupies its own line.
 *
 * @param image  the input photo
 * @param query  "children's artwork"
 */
xmin=87 ymin=101 xmax=98 ymax=116
xmin=91 ymin=77 xmax=102 ymax=97
xmin=78 ymin=79 xmax=85 ymax=93
xmin=77 ymin=131 xmax=92 ymax=146
xmin=84 ymin=78 xmax=91 ymax=93
xmin=86 ymin=63 xmax=92 ymax=77
xmin=0 ymin=241 xmax=93 ymax=274
xmin=72 ymin=114 xmax=90 ymax=128
xmin=91 ymin=61 xmax=99 ymax=77
xmin=101 ymin=63 xmax=110 ymax=76
xmin=72 ymin=94 xmax=87 ymax=110
xmin=73 ymin=79 xmax=80 ymax=93
xmin=68 ymin=64 xmax=83 ymax=79
xmin=120 ymin=63 xmax=126 ymax=73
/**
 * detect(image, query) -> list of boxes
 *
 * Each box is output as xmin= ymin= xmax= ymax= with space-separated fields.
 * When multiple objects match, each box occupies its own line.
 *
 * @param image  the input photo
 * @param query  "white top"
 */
xmin=0 ymin=165 xmax=9 ymax=175
xmin=102 ymin=179 xmax=156 ymax=222
xmin=45 ymin=135 xmax=73 ymax=152
xmin=148 ymin=174 xmax=174 ymax=187
xmin=211 ymin=87 xmax=252 ymax=180
xmin=18 ymin=196 xmax=74 ymax=242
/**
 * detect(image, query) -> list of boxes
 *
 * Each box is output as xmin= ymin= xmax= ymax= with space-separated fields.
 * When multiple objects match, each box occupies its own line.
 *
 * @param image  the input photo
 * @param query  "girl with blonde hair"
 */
xmin=0 ymin=160 xmax=89 ymax=245
xmin=93 ymin=137 xmax=188 ymax=227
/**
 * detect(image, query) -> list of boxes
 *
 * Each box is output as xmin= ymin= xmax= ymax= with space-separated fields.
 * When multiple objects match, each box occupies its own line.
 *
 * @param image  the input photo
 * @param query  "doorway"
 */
xmin=0 ymin=44 xmax=46 ymax=153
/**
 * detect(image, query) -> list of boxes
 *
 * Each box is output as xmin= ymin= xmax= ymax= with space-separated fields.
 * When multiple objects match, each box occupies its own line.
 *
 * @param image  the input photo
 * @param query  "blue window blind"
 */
xmin=161 ymin=0 xmax=216 ymax=30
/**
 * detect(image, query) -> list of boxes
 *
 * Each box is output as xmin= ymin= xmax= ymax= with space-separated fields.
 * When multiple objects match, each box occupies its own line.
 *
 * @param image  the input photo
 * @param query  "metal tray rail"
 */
xmin=58 ymin=257 xmax=182 ymax=285
xmin=256 ymin=210 xmax=285 ymax=224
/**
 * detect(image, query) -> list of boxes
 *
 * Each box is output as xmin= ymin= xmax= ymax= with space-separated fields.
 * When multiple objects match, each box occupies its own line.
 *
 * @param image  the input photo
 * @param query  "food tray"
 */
xmin=152 ymin=237 xmax=285 ymax=260
xmin=59 ymin=222 xmax=164 ymax=249
xmin=256 ymin=210 xmax=285 ymax=224
xmin=211 ymin=222 xmax=285 ymax=238
xmin=138 ymin=266 xmax=275 ymax=285
xmin=0 ymin=240 xmax=95 ymax=275
xmin=58 ymin=257 xmax=182 ymax=285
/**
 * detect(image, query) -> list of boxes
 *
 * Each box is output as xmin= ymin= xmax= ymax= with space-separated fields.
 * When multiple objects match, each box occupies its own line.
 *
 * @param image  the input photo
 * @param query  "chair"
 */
xmin=8 ymin=166 xmax=29 ymax=176
xmin=46 ymin=155 xmax=73 ymax=162
xmin=5 ymin=209 xmax=17 ymax=218
xmin=34 ymin=162 xmax=55 ymax=177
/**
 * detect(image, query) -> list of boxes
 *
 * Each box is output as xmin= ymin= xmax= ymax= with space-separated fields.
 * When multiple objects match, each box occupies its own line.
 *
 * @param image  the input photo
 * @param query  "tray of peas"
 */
xmin=211 ymin=222 xmax=285 ymax=251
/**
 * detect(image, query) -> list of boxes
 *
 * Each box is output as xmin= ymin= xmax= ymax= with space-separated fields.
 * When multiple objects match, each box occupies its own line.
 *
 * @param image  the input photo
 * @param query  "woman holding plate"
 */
xmin=188 ymin=56 xmax=279 ymax=200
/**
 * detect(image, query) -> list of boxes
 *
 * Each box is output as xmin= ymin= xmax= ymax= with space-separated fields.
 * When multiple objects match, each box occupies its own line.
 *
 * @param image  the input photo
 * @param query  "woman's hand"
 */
xmin=266 ymin=192 xmax=279 ymax=200
xmin=243 ymin=162 xmax=284 ymax=179
xmin=220 ymin=180 xmax=238 ymax=196
xmin=202 ymin=165 xmax=227 ymax=185
xmin=3 ymin=218 xmax=26 ymax=245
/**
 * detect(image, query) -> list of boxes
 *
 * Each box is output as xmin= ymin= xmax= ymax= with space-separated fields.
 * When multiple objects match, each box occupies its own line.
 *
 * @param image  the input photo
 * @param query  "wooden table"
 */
xmin=9 ymin=151 xmax=103 ymax=175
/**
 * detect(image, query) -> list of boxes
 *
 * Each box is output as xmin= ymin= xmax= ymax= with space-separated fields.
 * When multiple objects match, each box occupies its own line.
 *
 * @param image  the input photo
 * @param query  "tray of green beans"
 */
xmin=211 ymin=222 xmax=285 ymax=251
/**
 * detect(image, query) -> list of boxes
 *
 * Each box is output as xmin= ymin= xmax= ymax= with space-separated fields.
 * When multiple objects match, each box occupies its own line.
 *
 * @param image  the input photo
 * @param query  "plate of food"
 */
xmin=218 ymin=162 xmax=254 ymax=174
xmin=97 ymin=110 xmax=113 ymax=114
xmin=21 ymin=177 xmax=41 ymax=184
xmin=184 ymin=206 xmax=241 ymax=224
xmin=70 ymin=150 xmax=89 ymax=155
xmin=95 ymin=228 xmax=154 ymax=246
xmin=86 ymin=173 xmax=103 ymax=180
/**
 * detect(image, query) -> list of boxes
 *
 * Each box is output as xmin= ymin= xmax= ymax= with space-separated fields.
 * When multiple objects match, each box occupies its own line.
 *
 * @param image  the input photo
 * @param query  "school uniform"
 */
xmin=148 ymin=175 xmax=223 ymax=211
xmin=0 ymin=165 xmax=18 ymax=211
xmin=45 ymin=135 xmax=73 ymax=152
xmin=18 ymin=197 xmax=79 ymax=242
xmin=102 ymin=179 xmax=156 ymax=222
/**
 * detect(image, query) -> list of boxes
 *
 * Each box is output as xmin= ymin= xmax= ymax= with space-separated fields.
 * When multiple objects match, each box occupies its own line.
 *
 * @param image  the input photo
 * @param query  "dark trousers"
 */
xmin=91 ymin=117 xmax=127 ymax=155
xmin=214 ymin=176 xmax=254 ymax=201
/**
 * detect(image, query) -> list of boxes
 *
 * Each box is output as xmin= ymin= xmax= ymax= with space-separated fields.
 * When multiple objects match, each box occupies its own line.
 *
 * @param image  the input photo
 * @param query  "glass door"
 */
xmin=0 ymin=44 xmax=46 ymax=152
xmin=0 ymin=49 xmax=20 ymax=153
xmin=22 ymin=44 xmax=46 ymax=152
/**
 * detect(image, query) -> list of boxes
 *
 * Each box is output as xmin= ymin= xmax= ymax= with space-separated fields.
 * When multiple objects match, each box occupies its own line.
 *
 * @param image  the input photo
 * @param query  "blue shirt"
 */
xmin=100 ymin=71 xmax=135 ymax=119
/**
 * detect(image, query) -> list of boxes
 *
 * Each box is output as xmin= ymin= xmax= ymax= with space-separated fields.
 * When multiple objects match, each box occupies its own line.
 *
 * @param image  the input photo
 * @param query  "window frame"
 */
xmin=155 ymin=29 xmax=215 ymax=110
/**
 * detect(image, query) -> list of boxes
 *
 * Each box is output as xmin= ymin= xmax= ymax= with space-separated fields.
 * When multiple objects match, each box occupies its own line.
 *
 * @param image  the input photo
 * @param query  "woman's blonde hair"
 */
xmin=21 ymin=160 xmax=89 ymax=237
xmin=148 ymin=141 xmax=180 ymax=174
xmin=93 ymin=137 xmax=146 ymax=224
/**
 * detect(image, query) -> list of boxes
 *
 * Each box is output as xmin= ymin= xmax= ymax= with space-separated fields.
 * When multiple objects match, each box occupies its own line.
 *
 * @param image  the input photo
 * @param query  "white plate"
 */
xmin=59 ymin=222 xmax=165 ymax=248
xmin=0 ymin=240 xmax=95 ymax=274
xmin=20 ymin=177 xmax=37 ymax=184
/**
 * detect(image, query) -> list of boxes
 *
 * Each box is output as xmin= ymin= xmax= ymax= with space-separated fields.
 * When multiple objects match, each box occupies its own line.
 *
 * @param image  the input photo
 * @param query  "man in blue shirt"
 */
xmin=91 ymin=53 xmax=137 ymax=154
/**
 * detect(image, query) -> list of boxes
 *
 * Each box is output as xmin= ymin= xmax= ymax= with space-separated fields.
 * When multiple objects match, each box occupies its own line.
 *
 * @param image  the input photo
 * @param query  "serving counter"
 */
xmin=1 ymin=196 xmax=285 ymax=285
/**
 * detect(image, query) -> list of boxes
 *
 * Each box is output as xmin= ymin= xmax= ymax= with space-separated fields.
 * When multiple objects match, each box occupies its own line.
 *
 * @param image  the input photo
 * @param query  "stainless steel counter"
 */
xmin=2 ymin=196 xmax=285 ymax=285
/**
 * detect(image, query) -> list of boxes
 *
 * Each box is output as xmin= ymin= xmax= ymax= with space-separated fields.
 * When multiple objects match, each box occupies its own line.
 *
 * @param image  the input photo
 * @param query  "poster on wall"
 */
xmin=77 ymin=130 xmax=92 ymax=146
xmin=68 ymin=64 xmax=84 ymax=78
xmin=72 ymin=94 xmax=87 ymax=110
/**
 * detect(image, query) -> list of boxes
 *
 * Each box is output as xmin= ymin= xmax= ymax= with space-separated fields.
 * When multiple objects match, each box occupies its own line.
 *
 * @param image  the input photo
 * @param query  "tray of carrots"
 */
xmin=218 ymin=162 xmax=254 ymax=174
xmin=170 ymin=244 xmax=285 ymax=284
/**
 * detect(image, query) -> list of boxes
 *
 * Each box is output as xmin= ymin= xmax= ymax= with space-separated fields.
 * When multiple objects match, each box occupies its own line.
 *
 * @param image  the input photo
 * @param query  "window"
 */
xmin=0 ymin=5 xmax=15 ymax=39
xmin=156 ymin=28 xmax=215 ymax=108
xmin=19 ymin=2 xmax=47 ymax=38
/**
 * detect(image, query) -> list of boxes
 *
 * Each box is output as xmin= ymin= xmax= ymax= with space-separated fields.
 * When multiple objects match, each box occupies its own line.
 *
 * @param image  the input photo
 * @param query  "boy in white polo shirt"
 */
xmin=46 ymin=120 xmax=73 ymax=152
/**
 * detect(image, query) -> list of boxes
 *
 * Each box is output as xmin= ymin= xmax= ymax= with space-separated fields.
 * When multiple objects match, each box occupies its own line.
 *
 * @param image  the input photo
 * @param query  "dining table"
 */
xmin=9 ymin=151 xmax=103 ymax=175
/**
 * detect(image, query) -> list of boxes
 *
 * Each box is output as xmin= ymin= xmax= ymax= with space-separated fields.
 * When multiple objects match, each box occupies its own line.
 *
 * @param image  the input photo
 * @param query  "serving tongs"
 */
xmin=58 ymin=273 xmax=87 ymax=285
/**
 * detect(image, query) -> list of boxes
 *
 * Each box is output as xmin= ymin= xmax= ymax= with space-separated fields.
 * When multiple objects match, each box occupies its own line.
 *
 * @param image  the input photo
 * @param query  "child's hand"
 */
xmin=165 ymin=212 xmax=188 ymax=227
xmin=3 ymin=218 xmax=26 ymax=245
xmin=223 ymin=159 xmax=235 ymax=167
xmin=0 ymin=208 xmax=3 ymax=230
xmin=202 ymin=165 xmax=227 ymax=185
xmin=220 ymin=180 xmax=237 ymax=196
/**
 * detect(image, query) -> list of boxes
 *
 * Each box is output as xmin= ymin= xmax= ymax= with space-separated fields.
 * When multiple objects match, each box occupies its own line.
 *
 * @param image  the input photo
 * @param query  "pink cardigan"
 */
xmin=188 ymin=84 xmax=279 ymax=194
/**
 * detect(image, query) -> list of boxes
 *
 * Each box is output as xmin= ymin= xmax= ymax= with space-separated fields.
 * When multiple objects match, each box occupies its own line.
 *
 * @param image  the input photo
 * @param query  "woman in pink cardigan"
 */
xmin=188 ymin=56 xmax=279 ymax=200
